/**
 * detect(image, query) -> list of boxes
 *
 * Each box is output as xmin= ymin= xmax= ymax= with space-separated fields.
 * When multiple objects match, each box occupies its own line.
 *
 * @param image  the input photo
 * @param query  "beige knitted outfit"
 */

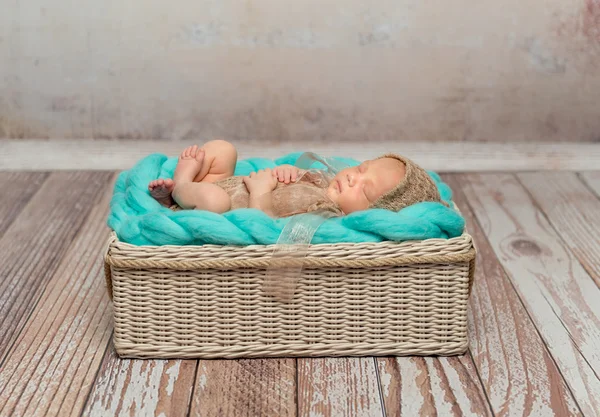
xmin=213 ymin=170 xmax=343 ymax=217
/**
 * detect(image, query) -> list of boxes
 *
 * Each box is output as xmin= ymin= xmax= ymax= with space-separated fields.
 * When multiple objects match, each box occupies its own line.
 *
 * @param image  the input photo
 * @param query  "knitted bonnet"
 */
xmin=369 ymin=153 xmax=442 ymax=211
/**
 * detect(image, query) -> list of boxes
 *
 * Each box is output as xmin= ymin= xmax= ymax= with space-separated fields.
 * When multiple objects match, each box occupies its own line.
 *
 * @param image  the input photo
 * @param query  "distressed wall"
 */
xmin=1 ymin=0 xmax=599 ymax=142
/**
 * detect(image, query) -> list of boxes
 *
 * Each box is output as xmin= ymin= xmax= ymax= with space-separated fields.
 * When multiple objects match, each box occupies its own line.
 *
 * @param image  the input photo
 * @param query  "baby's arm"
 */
xmin=248 ymin=191 xmax=275 ymax=217
xmin=243 ymin=168 xmax=278 ymax=217
xmin=272 ymin=165 xmax=302 ymax=184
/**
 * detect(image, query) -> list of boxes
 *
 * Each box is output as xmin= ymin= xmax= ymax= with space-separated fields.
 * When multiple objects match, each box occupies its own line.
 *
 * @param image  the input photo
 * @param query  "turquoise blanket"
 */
xmin=107 ymin=152 xmax=465 ymax=246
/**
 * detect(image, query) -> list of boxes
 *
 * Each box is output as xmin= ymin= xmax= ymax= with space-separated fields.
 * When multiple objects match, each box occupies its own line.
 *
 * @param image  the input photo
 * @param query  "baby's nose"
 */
xmin=347 ymin=173 xmax=355 ymax=186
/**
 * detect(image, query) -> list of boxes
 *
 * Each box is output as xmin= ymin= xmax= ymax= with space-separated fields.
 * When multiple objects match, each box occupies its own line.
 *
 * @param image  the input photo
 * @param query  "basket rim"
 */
xmin=106 ymin=228 xmax=473 ymax=254
xmin=104 ymin=229 xmax=475 ymax=273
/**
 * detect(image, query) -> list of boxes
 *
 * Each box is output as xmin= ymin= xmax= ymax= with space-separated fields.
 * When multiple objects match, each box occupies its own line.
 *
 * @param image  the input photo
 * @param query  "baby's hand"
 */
xmin=243 ymin=168 xmax=278 ymax=194
xmin=273 ymin=164 xmax=300 ymax=184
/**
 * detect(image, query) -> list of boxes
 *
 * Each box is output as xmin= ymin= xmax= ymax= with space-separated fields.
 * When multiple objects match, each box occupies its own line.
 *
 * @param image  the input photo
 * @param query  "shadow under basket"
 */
xmin=103 ymin=231 xmax=476 ymax=359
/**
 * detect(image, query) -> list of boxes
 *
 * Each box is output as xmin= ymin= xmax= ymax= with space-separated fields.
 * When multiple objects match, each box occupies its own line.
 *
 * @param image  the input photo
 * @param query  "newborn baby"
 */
xmin=148 ymin=139 xmax=441 ymax=217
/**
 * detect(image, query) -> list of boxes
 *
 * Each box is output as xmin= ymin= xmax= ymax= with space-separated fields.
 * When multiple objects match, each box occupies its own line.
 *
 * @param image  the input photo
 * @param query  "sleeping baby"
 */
xmin=148 ymin=139 xmax=442 ymax=217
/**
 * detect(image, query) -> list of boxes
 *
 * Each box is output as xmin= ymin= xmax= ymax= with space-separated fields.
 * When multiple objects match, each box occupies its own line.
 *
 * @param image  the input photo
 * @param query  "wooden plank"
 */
xmin=458 ymin=173 xmax=600 ymax=416
xmin=579 ymin=171 xmax=600 ymax=199
xmin=297 ymin=358 xmax=384 ymax=417
xmin=518 ymin=172 xmax=600 ymax=287
xmin=445 ymin=174 xmax=582 ymax=417
xmin=0 ymin=171 xmax=114 ymax=363
xmin=0 ymin=176 xmax=116 ymax=417
xmin=1 ymin=139 xmax=600 ymax=171
xmin=377 ymin=356 xmax=492 ymax=417
xmin=0 ymin=172 xmax=48 ymax=237
xmin=190 ymin=359 xmax=296 ymax=417
xmin=83 ymin=351 xmax=197 ymax=417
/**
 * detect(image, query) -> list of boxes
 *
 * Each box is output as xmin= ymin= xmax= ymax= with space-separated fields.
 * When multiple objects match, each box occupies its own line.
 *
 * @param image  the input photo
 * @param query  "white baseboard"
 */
xmin=1 ymin=139 xmax=599 ymax=171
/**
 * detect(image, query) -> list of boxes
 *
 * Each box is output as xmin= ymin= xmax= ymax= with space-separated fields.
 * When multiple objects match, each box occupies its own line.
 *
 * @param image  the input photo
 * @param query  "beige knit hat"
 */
xmin=369 ymin=153 xmax=442 ymax=211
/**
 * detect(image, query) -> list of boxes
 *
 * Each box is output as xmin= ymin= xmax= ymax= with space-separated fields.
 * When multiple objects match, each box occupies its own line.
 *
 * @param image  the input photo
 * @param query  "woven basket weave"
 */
xmin=104 ymin=229 xmax=476 ymax=359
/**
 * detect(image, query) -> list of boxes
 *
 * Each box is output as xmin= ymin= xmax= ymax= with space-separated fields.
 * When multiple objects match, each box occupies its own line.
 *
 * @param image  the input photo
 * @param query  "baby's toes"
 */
xmin=195 ymin=148 xmax=205 ymax=163
xmin=181 ymin=146 xmax=191 ymax=159
xmin=163 ymin=178 xmax=175 ymax=191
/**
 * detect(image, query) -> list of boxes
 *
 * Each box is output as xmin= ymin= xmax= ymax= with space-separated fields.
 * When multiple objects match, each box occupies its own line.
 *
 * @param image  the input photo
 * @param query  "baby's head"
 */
xmin=326 ymin=153 xmax=442 ymax=214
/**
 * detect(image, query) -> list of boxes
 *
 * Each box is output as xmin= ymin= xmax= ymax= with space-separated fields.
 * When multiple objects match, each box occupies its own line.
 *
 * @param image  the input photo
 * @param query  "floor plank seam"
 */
xmin=540 ymin=291 xmax=600 ymax=385
xmin=295 ymin=358 xmax=299 ymax=417
xmin=80 ymin=332 xmax=113 ymax=417
xmin=466 ymin=349 xmax=495 ymax=417
xmin=372 ymin=357 xmax=388 ymax=417
xmin=577 ymin=172 xmax=600 ymax=201
xmin=185 ymin=360 xmax=200 ymax=417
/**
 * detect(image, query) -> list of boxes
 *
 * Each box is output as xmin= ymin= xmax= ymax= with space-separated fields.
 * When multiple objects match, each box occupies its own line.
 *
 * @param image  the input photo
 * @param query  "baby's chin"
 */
xmin=326 ymin=184 xmax=337 ymax=200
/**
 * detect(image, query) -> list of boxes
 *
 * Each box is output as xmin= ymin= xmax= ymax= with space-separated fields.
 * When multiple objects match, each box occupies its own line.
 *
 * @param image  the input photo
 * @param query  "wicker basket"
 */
xmin=103 ymin=229 xmax=476 ymax=359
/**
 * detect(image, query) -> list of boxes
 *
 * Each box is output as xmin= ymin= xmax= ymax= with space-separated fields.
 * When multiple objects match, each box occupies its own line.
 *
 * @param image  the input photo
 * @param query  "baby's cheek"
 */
xmin=351 ymin=189 xmax=365 ymax=203
xmin=342 ymin=193 xmax=362 ymax=212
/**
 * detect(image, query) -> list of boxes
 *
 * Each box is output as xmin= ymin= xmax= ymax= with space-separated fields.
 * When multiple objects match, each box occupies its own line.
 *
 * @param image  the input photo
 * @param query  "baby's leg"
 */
xmin=172 ymin=145 xmax=206 ymax=185
xmin=150 ymin=144 xmax=204 ymax=206
xmin=170 ymin=144 xmax=232 ymax=212
xmin=150 ymin=140 xmax=237 ymax=208
xmin=191 ymin=139 xmax=238 ymax=183
xmin=172 ymin=182 xmax=231 ymax=213
xmin=156 ymin=139 xmax=236 ymax=188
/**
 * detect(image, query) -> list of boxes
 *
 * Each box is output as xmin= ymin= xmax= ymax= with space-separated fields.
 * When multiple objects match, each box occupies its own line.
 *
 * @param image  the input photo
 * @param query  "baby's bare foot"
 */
xmin=173 ymin=145 xmax=205 ymax=184
xmin=149 ymin=178 xmax=175 ymax=207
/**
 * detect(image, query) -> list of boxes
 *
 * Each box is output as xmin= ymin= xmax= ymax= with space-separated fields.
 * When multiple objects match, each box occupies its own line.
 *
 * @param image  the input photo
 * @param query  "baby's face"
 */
xmin=326 ymin=157 xmax=406 ymax=214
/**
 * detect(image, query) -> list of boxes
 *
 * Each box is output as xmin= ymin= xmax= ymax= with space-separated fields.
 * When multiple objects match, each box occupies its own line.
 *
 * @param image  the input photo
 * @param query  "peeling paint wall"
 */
xmin=1 ymin=0 xmax=599 ymax=141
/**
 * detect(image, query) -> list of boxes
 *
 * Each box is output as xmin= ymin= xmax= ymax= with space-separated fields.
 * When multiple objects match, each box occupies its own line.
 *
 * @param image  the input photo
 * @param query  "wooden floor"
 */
xmin=1 ymin=170 xmax=599 ymax=417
